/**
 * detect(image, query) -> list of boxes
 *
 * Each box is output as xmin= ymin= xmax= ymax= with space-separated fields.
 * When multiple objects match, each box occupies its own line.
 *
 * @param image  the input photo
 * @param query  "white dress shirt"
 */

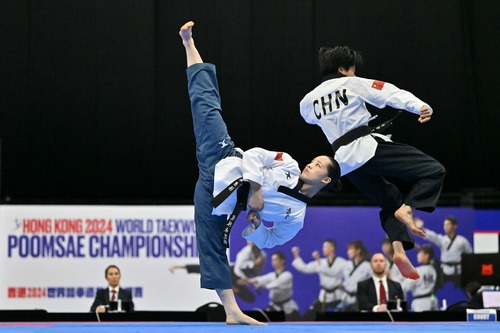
xmin=108 ymin=286 xmax=120 ymax=301
xmin=372 ymin=275 xmax=388 ymax=312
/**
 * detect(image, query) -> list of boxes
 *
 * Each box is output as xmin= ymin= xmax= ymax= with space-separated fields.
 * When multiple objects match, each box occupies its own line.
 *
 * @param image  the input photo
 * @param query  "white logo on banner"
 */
xmin=0 ymin=205 xmax=219 ymax=312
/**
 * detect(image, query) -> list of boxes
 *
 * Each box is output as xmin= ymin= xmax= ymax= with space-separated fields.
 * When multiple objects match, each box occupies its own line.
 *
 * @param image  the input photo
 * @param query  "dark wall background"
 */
xmin=1 ymin=0 xmax=499 ymax=205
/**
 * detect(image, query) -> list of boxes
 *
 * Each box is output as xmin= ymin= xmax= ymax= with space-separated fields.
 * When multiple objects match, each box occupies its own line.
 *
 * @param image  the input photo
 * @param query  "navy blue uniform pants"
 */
xmin=187 ymin=63 xmax=241 ymax=289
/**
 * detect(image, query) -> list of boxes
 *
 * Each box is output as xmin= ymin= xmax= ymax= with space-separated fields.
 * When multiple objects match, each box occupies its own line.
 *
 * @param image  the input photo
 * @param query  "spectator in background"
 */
xmin=239 ymin=251 xmax=300 ymax=321
xmin=357 ymin=253 xmax=404 ymax=312
xmin=291 ymin=239 xmax=348 ymax=319
xmin=402 ymin=245 xmax=437 ymax=311
xmin=415 ymin=216 xmax=472 ymax=287
xmin=339 ymin=240 xmax=372 ymax=311
xmin=233 ymin=241 xmax=267 ymax=282
xmin=232 ymin=241 xmax=267 ymax=302
xmin=90 ymin=265 xmax=134 ymax=313
xmin=169 ymin=241 xmax=266 ymax=303
xmin=381 ymin=237 xmax=405 ymax=284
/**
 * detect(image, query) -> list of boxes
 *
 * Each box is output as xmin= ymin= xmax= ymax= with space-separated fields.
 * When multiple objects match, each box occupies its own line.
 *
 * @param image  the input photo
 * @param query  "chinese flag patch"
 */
xmin=371 ymin=80 xmax=385 ymax=90
xmin=275 ymin=152 xmax=284 ymax=161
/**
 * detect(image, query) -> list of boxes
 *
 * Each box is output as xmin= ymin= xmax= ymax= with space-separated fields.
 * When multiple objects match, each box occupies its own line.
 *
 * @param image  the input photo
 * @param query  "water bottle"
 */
xmin=430 ymin=293 xmax=438 ymax=311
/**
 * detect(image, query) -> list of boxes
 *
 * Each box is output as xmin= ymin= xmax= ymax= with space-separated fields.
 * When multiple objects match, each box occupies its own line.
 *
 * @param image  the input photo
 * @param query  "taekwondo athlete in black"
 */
xmin=300 ymin=46 xmax=446 ymax=280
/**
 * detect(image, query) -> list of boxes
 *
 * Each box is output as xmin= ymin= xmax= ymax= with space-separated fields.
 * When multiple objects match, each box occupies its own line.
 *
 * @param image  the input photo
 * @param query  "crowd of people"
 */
xmin=222 ymin=214 xmax=472 ymax=319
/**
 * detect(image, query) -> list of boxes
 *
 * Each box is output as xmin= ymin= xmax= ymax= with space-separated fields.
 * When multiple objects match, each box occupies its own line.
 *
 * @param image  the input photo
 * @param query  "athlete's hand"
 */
xmin=418 ymin=105 xmax=432 ymax=123
xmin=291 ymin=246 xmax=300 ymax=257
xmin=312 ymin=250 xmax=320 ymax=261
xmin=247 ymin=211 xmax=261 ymax=228
xmin=414 ymin=217 xmax=424 ymax=229
xmin=247 ymin=180 xmax=264 ymax=212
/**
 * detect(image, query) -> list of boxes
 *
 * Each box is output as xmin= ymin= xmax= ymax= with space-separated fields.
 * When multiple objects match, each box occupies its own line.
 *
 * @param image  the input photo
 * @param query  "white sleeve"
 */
xmin=423 ymin=228 xmax=445 ymax=248
xmin=233 ymin=246 xmax=253 ymax=278
xmin=462 ymin=236 xmax=473 ymax=254
xmin=348 ymin=77 xmax=431 ymax=116
xmin=292 ymin=257 xmax=320 ymax=274
xmin=253 ymin=272 xmax=275 ymax=288
xmin=265 ymin=271 xmax=292 ymax=290
xmin=241 ymin=148 xmax=296 ymax=185
xmin=242 ymin=220 xmax=303 ymax=249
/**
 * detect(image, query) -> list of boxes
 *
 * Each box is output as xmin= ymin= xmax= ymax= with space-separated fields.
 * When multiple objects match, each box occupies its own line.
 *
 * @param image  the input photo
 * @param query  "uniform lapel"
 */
xmin=103 ymin=288 xmax=110 ymax=303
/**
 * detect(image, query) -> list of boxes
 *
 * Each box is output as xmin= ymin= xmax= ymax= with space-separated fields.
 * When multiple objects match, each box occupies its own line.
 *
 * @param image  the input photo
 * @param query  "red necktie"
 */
xmin=379 ymin=280 xmax=387 ymax=304
xmin=111 ymin=289 xmax=117 ymax=301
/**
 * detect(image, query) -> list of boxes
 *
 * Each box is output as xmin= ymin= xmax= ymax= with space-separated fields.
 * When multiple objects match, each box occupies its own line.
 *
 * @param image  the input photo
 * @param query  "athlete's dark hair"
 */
xmin=324 ymin=239 xmax=337 ymax=249
xmin=418 ymin=244 xmax=435 ymax=262
xmin=318 ymin=46 xmax=363 ymax=76
xmin=105 ymin=265 xmax=121 ymax=278
xmin=273 ymin=251 xmax=286 ymax=263
xmin=348 ymin=240 xmax=370 ymax=261
xmin=444 ymin=215 xmax=458 ymax=226
xmin=324 ymin=156 xmax=342 ymax=192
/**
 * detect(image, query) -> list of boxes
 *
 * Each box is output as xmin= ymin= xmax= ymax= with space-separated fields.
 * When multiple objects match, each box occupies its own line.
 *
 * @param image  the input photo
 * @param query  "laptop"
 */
xmin=482 ymin=290 xmax=500 ymax=309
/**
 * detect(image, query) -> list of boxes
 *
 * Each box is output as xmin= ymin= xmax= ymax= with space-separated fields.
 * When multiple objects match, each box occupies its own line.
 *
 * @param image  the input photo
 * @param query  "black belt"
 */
xmin=442 ymin=262 xmax=460 ymax=266
xmin=213 ymin=177 xmax=309 ymax=247
xmin=331 ymin=111 xmax=402 ymax=154
xmin=322 ymin=286 xmax=340 ymax=293
xmin=272 ymin=297 xmax=292 ymax=307
xmin=331 ymin=126 xmax=372 ymax=154
xmin=413 ymin=292 xmax=433 ymax=300
xmin=220 ymin=182 xmax=250 ymax=248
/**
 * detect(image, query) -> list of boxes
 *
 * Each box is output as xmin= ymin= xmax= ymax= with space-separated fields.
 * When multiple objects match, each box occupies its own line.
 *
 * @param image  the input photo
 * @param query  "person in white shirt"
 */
xmin=357 ymin=253 xmax=404 ymax=312
xmin=300 ymin=46 xmax=446 ymax=280
xmin=402 ymin=244 xmax=438 ymax=311
xmin=416 ymin=216 xmax=472 ymax=287
xmin=179 ymin=21 xmax=341 ymax=325
xmin=240 ymin=251 xmax=300 ymax=321
xmin=291 ymin=239 xmax=348 ymax=319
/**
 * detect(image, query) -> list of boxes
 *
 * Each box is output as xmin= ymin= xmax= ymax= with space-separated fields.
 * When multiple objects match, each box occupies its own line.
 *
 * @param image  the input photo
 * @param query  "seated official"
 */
xmin=357 ymin=253 xmax=404 ymax=312
xmin=90 ymin=265 xmax=135 ymax=313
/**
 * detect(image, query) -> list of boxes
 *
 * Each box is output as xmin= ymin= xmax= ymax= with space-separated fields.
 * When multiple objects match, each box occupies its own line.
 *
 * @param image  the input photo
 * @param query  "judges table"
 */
xmin=1 ymin=309 xmax=498 ymax=322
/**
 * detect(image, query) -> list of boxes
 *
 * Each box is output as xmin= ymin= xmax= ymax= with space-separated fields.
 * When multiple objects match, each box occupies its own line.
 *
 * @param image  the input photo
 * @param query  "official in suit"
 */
xmin=357 ymin=253 xmax=404 ymax=312
xmin=90 ymin=265 xmax=135 ymax=313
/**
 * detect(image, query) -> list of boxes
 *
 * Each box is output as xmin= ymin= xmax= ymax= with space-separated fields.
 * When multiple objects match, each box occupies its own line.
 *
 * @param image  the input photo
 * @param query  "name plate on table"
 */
xmin=466 ymin=309 xmax=497 ymax=322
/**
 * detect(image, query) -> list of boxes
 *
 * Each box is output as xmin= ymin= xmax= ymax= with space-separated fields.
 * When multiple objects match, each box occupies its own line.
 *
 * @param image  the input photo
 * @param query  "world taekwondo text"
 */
xmin=7 ymin=218 xmax=199 ymax=258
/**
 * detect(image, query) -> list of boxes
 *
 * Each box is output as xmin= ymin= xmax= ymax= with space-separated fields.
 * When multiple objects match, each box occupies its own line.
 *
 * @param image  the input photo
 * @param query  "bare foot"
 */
xmin=226 ymin=312 xmax=267 ymax=326
xmin=393 ymin=252 xmax=419 ymax=280
xmin=216 ymin=288 xmax=266 ymax=326
xmin=394 ymin=204 xmax=426 ymax=238
xmin=179 ymin=21 xmax=194 ymax=43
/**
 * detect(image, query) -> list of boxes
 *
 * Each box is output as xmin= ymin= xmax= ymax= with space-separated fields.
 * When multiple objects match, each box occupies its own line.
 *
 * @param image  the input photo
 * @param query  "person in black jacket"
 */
xmin=357 ymin=253 xmax=404 ymax=312
xmin=90 ymin=265 xmax=134 ymax=313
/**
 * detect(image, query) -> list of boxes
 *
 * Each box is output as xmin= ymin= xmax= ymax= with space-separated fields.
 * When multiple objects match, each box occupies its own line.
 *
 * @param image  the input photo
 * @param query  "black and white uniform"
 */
xmin=402 ymin=264 xmax=437 ymax=311
xmin=253 ymin=270 xmax=299 ymax=319
xmin=300 ymin=75 xmax=446 ymax=250
xmin=341 ymin=260 xmax=372 ymax=310
xmin=424 ymin=230 xmax=472 ymax=278
xmin=292 ymin=255 xmax=348 ymax=318
xmin=292 ymin=256 xmax=348 ymax=304
xmin=212 ymin=148 xmax=309 ymax=249
xmin=233 ymin=244 xmax=267 ymax=279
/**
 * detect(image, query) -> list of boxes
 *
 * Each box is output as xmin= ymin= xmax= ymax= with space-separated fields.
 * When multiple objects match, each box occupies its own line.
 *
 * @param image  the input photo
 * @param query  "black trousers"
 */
xmin=347 ymin=138 xmax=446 ymax=250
